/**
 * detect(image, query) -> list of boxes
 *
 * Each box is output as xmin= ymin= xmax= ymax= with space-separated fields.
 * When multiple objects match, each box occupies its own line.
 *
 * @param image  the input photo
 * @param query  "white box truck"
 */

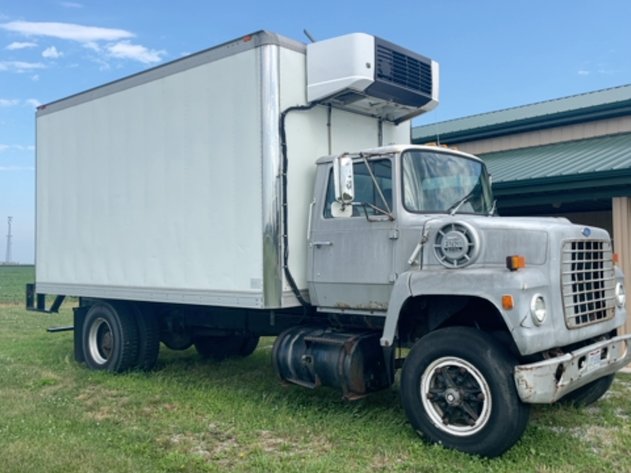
xmin=28 ymin=31 xmax=631 ymax=457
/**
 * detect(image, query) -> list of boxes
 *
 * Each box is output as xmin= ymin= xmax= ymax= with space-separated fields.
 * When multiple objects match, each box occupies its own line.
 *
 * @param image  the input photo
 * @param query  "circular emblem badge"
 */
xmin=434 ymin=222 xmax=480 ymax=268
xmin=440 ymin=230 xmax=469 ymax=260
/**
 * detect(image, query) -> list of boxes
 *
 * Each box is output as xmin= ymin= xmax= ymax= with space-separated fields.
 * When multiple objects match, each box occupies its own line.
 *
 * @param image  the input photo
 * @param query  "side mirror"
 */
xmin=333 ymin=155 xmax=354 ymax=204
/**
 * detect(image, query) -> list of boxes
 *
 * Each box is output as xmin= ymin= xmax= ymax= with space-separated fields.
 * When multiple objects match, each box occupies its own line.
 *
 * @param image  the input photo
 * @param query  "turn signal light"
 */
xmin=502 ymin=295 xmax=515 ymax=310
xmin=506 ymin=255 xmax=526 ymax=271
xmin=613 ymin=253 xmax=620 ymax=265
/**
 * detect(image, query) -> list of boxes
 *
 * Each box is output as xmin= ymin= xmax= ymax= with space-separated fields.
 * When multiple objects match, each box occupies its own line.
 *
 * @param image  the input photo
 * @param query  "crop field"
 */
xmin=1 ymin=265 xmax=630 ymax=472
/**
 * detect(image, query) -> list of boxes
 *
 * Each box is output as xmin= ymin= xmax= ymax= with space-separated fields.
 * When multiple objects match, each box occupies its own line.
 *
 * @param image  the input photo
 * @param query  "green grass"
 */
xmin=1 ymin=266 xmax=630 ymax=472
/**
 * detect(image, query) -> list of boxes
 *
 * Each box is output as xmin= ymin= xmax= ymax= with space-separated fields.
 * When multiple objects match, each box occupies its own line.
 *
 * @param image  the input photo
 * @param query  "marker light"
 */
xmin=506 ymin=255 xmax=526 ymax=271
xmin=502 ymin=295 xmax=515 ymax=310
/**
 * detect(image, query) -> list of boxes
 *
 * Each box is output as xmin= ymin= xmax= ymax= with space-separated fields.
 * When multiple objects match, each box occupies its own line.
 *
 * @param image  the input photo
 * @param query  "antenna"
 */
xmin=303 ymin=29 xmax=316 ymax=43
xmin=5 ymin=216 xmax=13 ymax=264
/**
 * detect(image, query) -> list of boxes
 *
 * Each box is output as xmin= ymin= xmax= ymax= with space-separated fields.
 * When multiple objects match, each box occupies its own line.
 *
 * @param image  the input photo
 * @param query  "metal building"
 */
xmin=413 ymin=84 xmax=631 ymax=335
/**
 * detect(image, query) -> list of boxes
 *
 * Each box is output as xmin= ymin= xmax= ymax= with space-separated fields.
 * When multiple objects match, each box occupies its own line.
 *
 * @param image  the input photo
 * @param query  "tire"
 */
xmin=400 ymin=327 xmax=530 ymax=457
xmin=130 ymin=303 xmax=160 ymax=371
xmin=238 ymin=335 xmax=259 ymax=357
xmin=82 ymin=301 xmax=139 ymax=372
xmin=194 ymin=334 xmax=259 ymax=361
xmin=160 ymin=314 xmax=193 ymax=351
xmin=560 ymin=374 xmax=615 ymax=407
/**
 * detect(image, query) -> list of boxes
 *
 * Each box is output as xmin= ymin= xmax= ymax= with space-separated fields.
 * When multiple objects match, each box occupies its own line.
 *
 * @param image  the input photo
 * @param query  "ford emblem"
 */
xmin=582 ymin=227 xmax=592 ymax=237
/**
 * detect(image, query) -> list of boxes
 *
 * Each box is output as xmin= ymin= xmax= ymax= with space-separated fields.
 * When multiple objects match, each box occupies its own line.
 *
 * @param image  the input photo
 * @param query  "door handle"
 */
xmin=311 ymin=241 xmax=333 ymax=247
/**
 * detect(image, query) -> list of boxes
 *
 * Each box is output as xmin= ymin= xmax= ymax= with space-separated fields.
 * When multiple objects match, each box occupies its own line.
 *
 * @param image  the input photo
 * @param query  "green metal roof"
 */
xmin=484 ymin=133 xmax=631 ymax=183
xmin=481 ymin=133 xmax=631 ymax=213
xmin=413 ymin=84 xmax=631 ymax=143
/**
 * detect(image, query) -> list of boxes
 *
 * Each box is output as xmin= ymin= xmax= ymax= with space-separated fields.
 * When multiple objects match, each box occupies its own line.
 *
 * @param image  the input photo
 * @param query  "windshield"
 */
xmin=402 ymin=149 xmax=494 ymax=214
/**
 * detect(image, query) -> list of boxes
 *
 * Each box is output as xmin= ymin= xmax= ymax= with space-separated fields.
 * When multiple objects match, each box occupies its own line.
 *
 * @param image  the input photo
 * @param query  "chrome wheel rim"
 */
xmin=88 ymin=317 xmax=113 ymax=365
xmin=421 ymin=356 xmax=492 ymax=436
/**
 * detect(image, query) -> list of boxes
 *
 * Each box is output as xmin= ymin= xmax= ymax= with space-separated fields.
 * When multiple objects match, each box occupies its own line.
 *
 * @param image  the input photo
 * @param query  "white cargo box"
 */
xmin=36 ymin=31 xmax=410 ymax=309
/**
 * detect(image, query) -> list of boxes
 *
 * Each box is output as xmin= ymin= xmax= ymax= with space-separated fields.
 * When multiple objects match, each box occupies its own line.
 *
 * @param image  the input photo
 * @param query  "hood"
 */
xmin=422 ymin=215 xmax=610 ymax=269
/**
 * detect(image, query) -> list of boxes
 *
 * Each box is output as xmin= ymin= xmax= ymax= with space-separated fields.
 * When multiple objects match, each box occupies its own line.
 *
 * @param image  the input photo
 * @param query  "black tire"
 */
xmin=238 ymin=335 xmax=260 ymax=357
xmin=560 ymin=374 xmax=615 ymax=407
xmin=130 ymin=303 xmax=160 ymax=371
xmin=82 ymin=301 xmax=139 ymax=372
xmin=400 ymin=327 xmax=530 ymax=458
xmin=160 ymin=315 xmax=193 ymax=351
xmin=194 ymin=335 xmax=259 ymax=361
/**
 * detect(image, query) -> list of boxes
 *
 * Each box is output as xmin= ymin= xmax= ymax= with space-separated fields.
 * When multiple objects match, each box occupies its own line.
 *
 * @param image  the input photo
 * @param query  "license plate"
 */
xmin=586 ymin=348 xmax=604 ymax=372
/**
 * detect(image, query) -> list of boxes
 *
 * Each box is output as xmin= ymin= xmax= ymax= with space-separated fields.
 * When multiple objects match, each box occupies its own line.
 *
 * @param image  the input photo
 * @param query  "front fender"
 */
xmin=380 ymin=267 xmax=549 ymax=349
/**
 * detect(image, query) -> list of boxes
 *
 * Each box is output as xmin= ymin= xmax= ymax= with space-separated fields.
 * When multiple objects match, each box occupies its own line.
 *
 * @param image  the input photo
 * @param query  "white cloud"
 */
xmin=0 ymin=61 xmax=46 ymax=73
xmin=2 ymin=20 xmax=166 ymax=67
xmin=106 ymin=41 xmax=165 ymax=64
xmin=577 ymin=69 xmax=590 ymax=76
xmin=0 ymin=98 xmax=20 ymax=107
xmin=60 ymin=1 xmax=84 ymax=7
xmin=25 ymin=98 xmax=42 ymax=109
xmin=0 ymin=99 xmax=41 ymax=108
xmin=42 ymin=46 xmax=63 ymax=59
xmin=0 ymin=144 xmax=35 ymax=153
xmin=6 ymin=41 xmax=38 ymax=50
xmin=0 ymin=21 xmax=134 ymax=43
xmin=83 ymin=41 xmax=101 ymax=52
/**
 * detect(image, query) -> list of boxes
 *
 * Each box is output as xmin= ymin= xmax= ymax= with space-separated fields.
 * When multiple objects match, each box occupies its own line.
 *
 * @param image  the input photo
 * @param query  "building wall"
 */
xmin=452 ymin=116 xmax=631 ymax=155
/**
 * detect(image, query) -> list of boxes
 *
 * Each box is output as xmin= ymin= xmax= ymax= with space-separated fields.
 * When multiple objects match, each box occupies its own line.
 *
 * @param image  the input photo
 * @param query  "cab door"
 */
xmin=308 ymin=157 xmax=397 ymax=311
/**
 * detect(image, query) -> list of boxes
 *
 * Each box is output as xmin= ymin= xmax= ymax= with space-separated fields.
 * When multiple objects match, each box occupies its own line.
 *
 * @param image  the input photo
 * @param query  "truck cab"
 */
xmin=309 ymin=145 xmax=493 ymax=312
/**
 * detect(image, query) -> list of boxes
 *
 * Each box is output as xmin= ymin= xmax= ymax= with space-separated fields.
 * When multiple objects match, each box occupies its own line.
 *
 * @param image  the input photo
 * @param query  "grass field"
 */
xmin=1 ymin=266 xmax=630 ymax=472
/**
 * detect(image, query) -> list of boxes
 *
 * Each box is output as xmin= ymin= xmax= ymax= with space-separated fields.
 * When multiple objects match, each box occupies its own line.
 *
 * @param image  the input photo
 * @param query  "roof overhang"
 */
xmin=482 ymin=133 xmax=631 ymax=213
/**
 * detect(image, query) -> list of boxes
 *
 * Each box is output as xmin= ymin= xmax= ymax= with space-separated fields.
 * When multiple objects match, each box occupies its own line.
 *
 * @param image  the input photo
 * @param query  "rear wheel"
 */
xmin=194 ymin=334 xmax=259 ymax=360
xmin=400 ymin=327 xmax=530 ymax=457
xmin=82 ymin=301 xmax=139 ymax=372
xmin=130 ymin=303 xmax=160 ymax=371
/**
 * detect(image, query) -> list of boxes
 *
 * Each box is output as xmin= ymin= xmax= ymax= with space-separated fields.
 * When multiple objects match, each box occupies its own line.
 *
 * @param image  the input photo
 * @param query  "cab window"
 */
xmin=324 ymin=159 xmax=392 ymax=218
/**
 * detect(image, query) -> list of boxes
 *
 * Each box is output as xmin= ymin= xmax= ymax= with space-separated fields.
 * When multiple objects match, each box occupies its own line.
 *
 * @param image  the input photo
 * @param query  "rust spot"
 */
xmin=334 ymin=301 xmax=387 ymax=312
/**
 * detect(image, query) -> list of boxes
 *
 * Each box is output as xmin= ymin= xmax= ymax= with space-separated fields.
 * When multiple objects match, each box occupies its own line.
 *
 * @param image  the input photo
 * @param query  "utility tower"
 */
xmin=4 ymin=216 xmax=13 ymax=264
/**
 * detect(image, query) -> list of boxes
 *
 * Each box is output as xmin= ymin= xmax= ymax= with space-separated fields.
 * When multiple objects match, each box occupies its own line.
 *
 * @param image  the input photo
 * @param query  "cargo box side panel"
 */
xmin=36 ymin=50 xmax=265 ymax=307
xmin=279 ymin=48 xmax=411 ymax=305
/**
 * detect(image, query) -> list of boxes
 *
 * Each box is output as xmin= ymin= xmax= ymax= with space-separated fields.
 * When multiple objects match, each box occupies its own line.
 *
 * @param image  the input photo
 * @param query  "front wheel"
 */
xmin=400 ymin=327 xmax=530 ymax=457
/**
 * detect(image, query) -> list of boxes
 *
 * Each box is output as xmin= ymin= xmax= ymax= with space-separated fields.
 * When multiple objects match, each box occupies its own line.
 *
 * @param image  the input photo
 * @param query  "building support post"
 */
xmin=612 ymin=197 xmax=631 ymax=336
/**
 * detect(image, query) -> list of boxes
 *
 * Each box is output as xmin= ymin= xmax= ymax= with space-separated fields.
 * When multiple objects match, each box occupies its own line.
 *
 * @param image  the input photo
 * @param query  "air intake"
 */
xmin=375 ymin=43 xmax=433 ymax=96
xmin=307 ymin=33 xmax=439 ymax=124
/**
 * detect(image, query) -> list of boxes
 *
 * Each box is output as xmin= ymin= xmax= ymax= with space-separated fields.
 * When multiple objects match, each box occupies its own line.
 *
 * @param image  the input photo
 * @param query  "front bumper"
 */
xmin=514 ymin=334 xmax=631 ymax=404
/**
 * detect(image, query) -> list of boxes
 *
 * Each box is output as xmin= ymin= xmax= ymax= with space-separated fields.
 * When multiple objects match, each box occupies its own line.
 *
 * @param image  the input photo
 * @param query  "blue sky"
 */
xmin=1 ymin=0 xmax=630 ymax=263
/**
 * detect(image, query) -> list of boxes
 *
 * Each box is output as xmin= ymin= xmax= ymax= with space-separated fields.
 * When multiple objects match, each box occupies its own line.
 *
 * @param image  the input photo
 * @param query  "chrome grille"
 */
xmin=561 ymin=240 xmax=615 ymax=328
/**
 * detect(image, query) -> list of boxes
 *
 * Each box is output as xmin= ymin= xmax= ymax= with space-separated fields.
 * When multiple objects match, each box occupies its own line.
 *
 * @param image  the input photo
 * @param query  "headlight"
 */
xmin=615 ymin=282 xmax=626 ymax=308
xmin=530 ymin=294 xmax=546 ymax=326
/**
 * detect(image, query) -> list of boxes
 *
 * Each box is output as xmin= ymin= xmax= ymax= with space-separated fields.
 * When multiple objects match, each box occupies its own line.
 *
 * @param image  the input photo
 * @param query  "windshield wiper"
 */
xmin=447 ymin=193 xmax=472 ymax=216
